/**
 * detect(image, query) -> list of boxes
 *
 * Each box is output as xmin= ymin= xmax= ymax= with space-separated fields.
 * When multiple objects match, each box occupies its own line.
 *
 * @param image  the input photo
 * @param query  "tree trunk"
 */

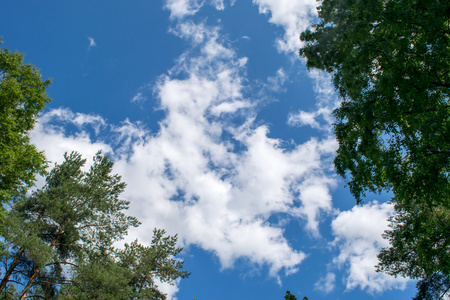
xmin=19 ymin=218 xmax=70 ymax=299
xmin=0 ymin=209 xmax=46 ymax=293
xmin=19 ymin=265 xmax=40 ymax=300
xmin=0 ymin=247 xmax=24 ymax=292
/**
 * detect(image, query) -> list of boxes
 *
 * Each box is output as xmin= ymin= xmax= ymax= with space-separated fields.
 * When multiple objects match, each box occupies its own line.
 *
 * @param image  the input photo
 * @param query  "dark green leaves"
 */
xmin=60 ymin=230 xmax=190 ymax=300
xmin=300 ymin=0 xmax=450 ymax=205
xmin=299 ymin=0 xmax=450 ymax=298
xmin=0 ymin=152 xmax=190 ymax=299
xmin=284 ymin=290 xmax=297 ymax=300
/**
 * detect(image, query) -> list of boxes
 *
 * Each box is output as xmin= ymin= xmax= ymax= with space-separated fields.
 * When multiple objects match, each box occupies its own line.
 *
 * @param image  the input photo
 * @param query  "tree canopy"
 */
xmin=60 ymin=230 xmax=190 ymax=299
xmin=299 ymin=0 xmax=450 ymax=298
xmin=284 ymin=291 xmax=308 ymax=300
xmin=0 ymin=152 xmax=189 ymax=299
xmin=300 ymin=0 xmax=450 ymax=204
xmin=0 ymin=39 xmax=51 ymax=211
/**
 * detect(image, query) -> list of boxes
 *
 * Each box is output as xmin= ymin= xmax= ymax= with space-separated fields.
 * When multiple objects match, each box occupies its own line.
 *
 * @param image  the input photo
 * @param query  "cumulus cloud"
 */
xmin=31 ymin=108 xmax=110 ymax=166
xmin=331 ymin=202 xmax=410 ymax=293
xmin=252 ymin=0 xmax=318 ymax=53
xmin=164 ymin=0 xmax=202 ymax=19
xmin=30 ymin=19 xmax=338 ymax=280
xmin=154 ymin=278 xmax=181 ymax=300
xmin=115 ymin=21 xmax=330 ymax=276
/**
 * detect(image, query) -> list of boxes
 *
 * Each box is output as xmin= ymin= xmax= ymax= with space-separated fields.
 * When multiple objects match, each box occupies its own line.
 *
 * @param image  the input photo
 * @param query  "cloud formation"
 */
xmin=252 ymin=0 xmax=318 ymax=53
xmin=164 ymin=0 xmax=229 ymax=19
xmin=28 ymin=1 xmax=411 ymax=298
xmin=31 ymin=18 xmax=338 ymax=280
xmin=331 ymin=202 xmax=410 ymax=293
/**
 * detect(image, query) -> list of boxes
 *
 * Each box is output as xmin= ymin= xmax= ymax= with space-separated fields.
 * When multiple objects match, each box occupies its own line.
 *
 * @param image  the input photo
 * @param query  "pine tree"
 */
xmin=0 ymin=151 xmax=139 ymax=298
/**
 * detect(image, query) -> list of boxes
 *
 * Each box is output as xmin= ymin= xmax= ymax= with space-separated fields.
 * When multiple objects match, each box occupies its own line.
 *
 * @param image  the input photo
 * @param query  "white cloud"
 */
xmin=165 ymin=0 xmax=319 ymax=53
xmin=266 ymin=68 xmax=288 ymax=92
xmin=30 ymin=19 xmax=339 ymax=281
xmin=131 ymin=92 xmax=147 ymax=103
xmin=288 ymin=70 xmax=338 ymax=132
xmin=88 ymin=37 xmax=96 ymax=49
xmin=155 ymin=278 xmax=181 ymax=300
xmin=31 ymin=108 xmax=110 ymax=166
xmin=210 ymin=100 xmax=252 ymax=116
xmin=252 ymin=0 xmax=318 ymax=53
xmin=164 ymin=0 xmax=230 ymax=19
xmin=315 ymin=272 xmax=336 ymax=293
xmin=331 ymin=201 xmax=410 ymax=293
xmin=164 ymin=0 xmax=203 ymax=19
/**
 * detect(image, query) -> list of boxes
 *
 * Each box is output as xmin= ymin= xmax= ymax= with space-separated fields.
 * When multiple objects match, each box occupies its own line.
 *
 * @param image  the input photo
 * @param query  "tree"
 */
xmin=284 ymin=290 xmax=308 ymax=300
xmin=376 ymin=201 xmax=450 ymax=299
xmin=300 ymin=0 xmax=450 ymax=205
xmin=0 ymin=151 xmax=140 ymax=298
xmin=377 ymin=202 xmax=450 ymax=279
xmin=299 ymin=0 xmax=450 ymax=298
xmin=61 ymin=230 xmax=190 ymax=299
xmin=284 ymin=290 xmax=297 ymax=300
xmin=0 ymin=39 xmax=51 ymax=212
xmin=0 ymin=151 xmax=189 ymax=299
xmin=413 ymin=273 xmax=450 ymax=300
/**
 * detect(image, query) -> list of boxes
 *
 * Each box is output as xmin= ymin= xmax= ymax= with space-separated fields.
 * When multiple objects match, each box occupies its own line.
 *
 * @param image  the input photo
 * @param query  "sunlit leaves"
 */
xmin=0 ymin=39 xmax=51 ymax=210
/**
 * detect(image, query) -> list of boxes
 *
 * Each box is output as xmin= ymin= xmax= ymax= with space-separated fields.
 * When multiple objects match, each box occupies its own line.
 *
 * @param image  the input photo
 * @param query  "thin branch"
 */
xmin=24 ymin=295 xmax=49 ymax=300
xmin=3 ymin=279 xmax=26 ymax=286
xmin=44 ymin=261 xmax=79 ymax=268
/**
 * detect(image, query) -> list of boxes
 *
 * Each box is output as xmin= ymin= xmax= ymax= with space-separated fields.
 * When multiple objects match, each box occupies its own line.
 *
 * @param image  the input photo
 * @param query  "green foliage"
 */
xmin=62 ymin=230 xmax=190 ymax=299
xmin=0 ymin=38 xmax=51 ymax=209
xmin=376 ymin=201 xmax=450 ymax=298
xmin=284 ymin=291 xmax=308 ymax=300
xmin=299 ymin=0 xmax=450 ymax=298
xmin=1 ymin=284 xmax=19 ymax=299
xmin=377 ymin=202 xmax=450 ymax=279
xmin=284 ymin=290 xmax=297 ymax=300
xmin=0 ymin=151 xmax=189 ymax=299
xmin=0 ymin=152 xmax=188 ymax=298
xmin=300 ymin=0 xmax=450 ymax=204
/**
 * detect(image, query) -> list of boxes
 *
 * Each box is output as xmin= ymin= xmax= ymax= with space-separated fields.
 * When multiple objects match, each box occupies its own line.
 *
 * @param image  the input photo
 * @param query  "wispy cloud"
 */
xmin=315 ymin=272 xmax=336 ymax=293
xmin=288 ymin=70 xmax=339 ymax=132
xmin=266 ymin=68 xmax=288 ymax=92
xmin=88 ymin=36 xmax=96 ymax=49
xmin=131 ymin=92 xmax=147 ymax=103
xmin=164 ymin=0 xmax=231 ymax=19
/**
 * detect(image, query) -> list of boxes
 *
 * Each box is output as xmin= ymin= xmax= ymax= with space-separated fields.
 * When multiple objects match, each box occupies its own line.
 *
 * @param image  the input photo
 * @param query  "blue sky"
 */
xmin=1 ymin=1 xmax=418 ymax=299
